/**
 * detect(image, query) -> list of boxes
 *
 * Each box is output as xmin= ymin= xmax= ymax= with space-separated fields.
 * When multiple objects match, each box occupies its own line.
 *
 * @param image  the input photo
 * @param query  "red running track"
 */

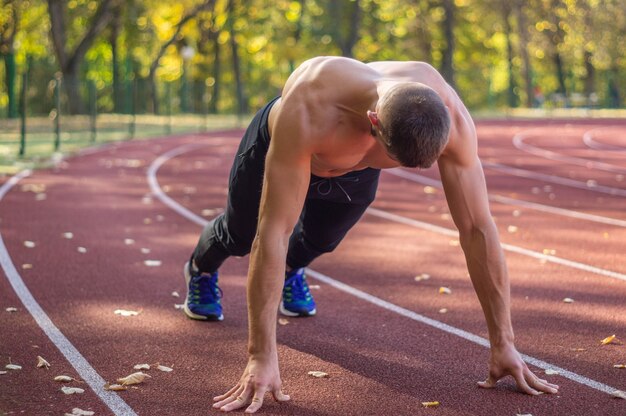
xmin=1 ymin=119 xmax=625 ymax=415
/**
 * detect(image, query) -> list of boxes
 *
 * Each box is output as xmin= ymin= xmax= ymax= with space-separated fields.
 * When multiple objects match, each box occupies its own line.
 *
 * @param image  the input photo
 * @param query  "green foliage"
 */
xmin=2 ymin=0 xmax=626 ymax=116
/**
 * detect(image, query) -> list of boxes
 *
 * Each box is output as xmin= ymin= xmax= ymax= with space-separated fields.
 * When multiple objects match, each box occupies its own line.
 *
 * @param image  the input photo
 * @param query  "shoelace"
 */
xmin=190 ymin=274 xmax=223 ymax=304
xmin=284 ymin=271 xmax=310 ymax=301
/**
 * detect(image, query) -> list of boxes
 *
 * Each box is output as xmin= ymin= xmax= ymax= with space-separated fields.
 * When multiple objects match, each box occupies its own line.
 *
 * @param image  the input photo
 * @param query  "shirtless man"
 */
xmin=182 ymin=56 xmax=559 ymax=413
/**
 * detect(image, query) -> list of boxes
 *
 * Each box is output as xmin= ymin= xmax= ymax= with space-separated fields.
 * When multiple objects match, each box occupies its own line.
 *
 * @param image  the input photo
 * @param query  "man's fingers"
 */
xmin=244 ymin=388 xmax=267 ymax=414
xmin=524 ymin=368 xmax=559 ymax=394
xmin=220 ymin=384 xmax=253 ymax=412
xmin=513 ymin=370 xmax=540 ymax=395
xmin=213 ymin=384 xmax=241 ymax=402
xmin=477 ymin=375 xmax=497 ymax=389
xmin=271 ymin=387 xmax=291 ymax=402
xmin=213 ymin=384 xmax=247 ymax=410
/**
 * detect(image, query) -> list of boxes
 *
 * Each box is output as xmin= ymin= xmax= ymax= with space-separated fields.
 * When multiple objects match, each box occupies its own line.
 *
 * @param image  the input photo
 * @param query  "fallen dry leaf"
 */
xmin=544 ymin=369 xmax=559 ymax=375
xmin=143 ymin=218 xmax=152 ymax=225
xmin=438 ymin=287 xmax=452 ymax=295
xmin=6 ymin=364 xmax=22 ymax=370
xmin=308 ymin=284 xmax=321 ymax=290
xmin=0 ymin=371 xmax=7 ymax=375
xmin=64 ymin=408 xmax=94 ymax=416
xmin=133 ymin=364 xmax=150 ymax=370
xmin=171 ymin=291 xmax=180 ymax=298
xmin=156 ymin=215 xmax=164 ymax=222
xmin=174 ymin=304 xmax=184 ymax=310
xmin=563 ymin=298 xmax=574 ymax=303
xmin=201 ymin=209 xmax=218 ymax=217
xmin=570 ymin=348 xmax=586 ymax=352
xmin=423 ymin=186 xmax=436 ymax=194
xmin=24 ymin=241 xmax=36 ymax=248
xmin=35 ymin=193 xmax=47 ymax=201
xmin=61 ymin=386 xmax=85 ymax=395
xmin=114 ymin=309 xmax=140 ymax=317
xmin=613 ymin=364 xmax=625 ymax=369
xmin=542 ymin=248 xmax=556 ymax=256
xmin=414 ymin=273 xmax=431 ymax=282
xmin=278 ymin=318 xmax=289 ymax=326
xmin=104 ymin=383 xmax=127 ymax=391
xmin=77 ymin=247 xmax=87 ymax=253
xmin=36 ymin=356 xmax=50 ymax=369
xmin=512 ymin=209 xmax=521 ymax=217
xmin=63 ymin=232 xmax=74 ymax=239
xmin=156 ymin=365 xmax=173 ymax=372
xmin=612 ymin=390 xmax=626 ymax=400
xmin=601 ymin=335 xmax=617 ymax=345
xmin=421 ymin=401 xmax=440 ymax=408
xmin=124 ymin=238 xmax=135 ymax=245
xmin=507 ymin=225 xmax=518 ymax=233
xmin=21 ymin=264 xmax=33 ymax=270
xmin=117 ymin=371 xmax=151 ymax=386
xmin=54 ymin=375 xmax=75 ymax=382
xmin=438 ymin=308 xmax=448 ymax=314
xmin=307 ymin=371 xmax=328 ymax=378
xmin=140 ymin=248 xmax=151 ymax=254
xmin=144 ymin=260 xmax=162 ymax=267
xmin=516 ymin=414 xmax=533 ymax=416
xmin=5 ymin=307 xmax=17 ymax=312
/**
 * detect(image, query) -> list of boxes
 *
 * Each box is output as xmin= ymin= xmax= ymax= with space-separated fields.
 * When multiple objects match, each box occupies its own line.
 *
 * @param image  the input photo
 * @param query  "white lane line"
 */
xmin=0 ymin=171 xmax=137 ymax=416
xmin=483 ymin=162 xmax=626 ymax=197
xmin=387 ymin=168 xmax=626 ymax=228
xmin=366 ymin=208 xmax=626 ymax=282
xmin=582 ymin=129 xmax=626 ymax=152
xmin=513 ymin=131 xmax=626 ymax=174
xmin=148 ymin=142 xmax=624 ymax=398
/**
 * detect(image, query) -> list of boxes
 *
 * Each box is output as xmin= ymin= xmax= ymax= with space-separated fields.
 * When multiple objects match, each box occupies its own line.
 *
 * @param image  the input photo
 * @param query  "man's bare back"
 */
xmin=267 ymin=56 xmax=467 ymax=177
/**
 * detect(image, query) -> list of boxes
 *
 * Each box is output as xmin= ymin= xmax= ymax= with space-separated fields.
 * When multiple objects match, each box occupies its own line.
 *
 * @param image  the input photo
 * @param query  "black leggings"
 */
xmin=192 ymin=97 xmax=381 ymax=273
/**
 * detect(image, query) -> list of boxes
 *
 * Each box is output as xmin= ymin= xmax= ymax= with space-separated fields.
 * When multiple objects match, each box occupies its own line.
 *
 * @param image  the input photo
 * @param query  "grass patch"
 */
xmin=0 ymin=113 xmax=251 ymax=175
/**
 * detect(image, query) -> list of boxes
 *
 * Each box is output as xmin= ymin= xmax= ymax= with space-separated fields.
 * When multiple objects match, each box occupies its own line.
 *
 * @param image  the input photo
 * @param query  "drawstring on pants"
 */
xmin=310 ymin=176 xmax=360 ymax=202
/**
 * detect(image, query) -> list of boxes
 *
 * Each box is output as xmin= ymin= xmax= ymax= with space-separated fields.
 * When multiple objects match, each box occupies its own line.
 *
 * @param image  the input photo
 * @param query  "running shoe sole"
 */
xmin=279 ymin=302 xmax=316 ymax=317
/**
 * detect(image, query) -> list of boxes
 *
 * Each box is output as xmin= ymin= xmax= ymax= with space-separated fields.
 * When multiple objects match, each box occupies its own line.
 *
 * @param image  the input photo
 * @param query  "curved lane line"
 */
xmin=387 ymin=168 xmax=626 ymax=228
xmin=148 ymin=142 xmax=624 ymax=397
xmin=0 ymin=170 xmax=137 ymax=416
xmin=582 ymin=129 xmax=626 ymax=152
xmin=513 ymin=131 xmax=626 ymax=174
xmin=483 ymin=161 xmax=626 ymax=197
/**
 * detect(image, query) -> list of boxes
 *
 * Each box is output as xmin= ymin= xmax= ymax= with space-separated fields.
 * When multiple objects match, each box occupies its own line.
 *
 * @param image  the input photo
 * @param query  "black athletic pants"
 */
xmin=192 ymin=97 xmax=381 ymax=274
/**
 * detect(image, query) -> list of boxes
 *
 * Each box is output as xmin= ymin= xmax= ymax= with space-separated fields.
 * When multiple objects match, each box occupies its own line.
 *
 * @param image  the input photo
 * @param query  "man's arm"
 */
xmin=213 ymin=99 xmax=314 ymax=413
xmin=438 ymin=92 xmax=559 ymax=395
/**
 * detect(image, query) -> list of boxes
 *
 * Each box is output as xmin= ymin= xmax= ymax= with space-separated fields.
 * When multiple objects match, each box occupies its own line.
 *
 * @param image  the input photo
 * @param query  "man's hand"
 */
xmin=478 ymin=343 xmax=559 ymax=395
xmin=212 ymin=355 xmax=290 ymax=413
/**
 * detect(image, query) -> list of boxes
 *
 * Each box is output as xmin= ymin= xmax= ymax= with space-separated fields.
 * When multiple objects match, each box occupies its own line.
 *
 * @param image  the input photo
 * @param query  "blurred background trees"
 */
xmin=1 ymin=0 xmax=625 ymax=117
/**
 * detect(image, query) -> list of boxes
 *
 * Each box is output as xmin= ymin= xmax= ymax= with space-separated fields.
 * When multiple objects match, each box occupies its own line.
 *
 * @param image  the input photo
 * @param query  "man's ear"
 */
xmin=367 ymin=110 xmax=379 ymax=127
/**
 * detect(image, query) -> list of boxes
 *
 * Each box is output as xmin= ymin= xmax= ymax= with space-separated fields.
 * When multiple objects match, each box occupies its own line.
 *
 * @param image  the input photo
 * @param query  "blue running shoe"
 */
xmin=183 ymin=261 xmax=223 ymax=321
xmin=280 ymin=268 xmax=316 ymax=317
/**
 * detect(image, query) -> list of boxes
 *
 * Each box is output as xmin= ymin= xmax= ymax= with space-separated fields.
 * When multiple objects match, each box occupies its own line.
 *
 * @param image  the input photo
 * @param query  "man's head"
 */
xmin=368 ymin=83 xmax=451 ymax=168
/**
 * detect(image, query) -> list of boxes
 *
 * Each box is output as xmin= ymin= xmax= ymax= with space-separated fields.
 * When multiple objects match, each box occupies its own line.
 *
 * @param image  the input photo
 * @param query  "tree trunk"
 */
xmin=553 ymin=52 xmax=567 ymax=95
xmin=502 ymin=2 xmax=518 ymax=107
xmin=110 ymin=3 xmax=122 ymax=113
xmin=210 ymin=35 xmax=221 ymax=114
xmin=515 ymin=0 xmax=533 ymax=107
xmin=63 ymin=63 xmax=83 ymax=114
xmin=329 ymin=0 xmax=362 ymax=58
xmin=440 ymin=0 xmax=455 ymax=88
xmin=228 ymin=0 xmax=246 ymax=114
xmin=3 ymin=53 xmax=17 ymax=118
xmin=1 ymin=1 xmax=19 ymax=118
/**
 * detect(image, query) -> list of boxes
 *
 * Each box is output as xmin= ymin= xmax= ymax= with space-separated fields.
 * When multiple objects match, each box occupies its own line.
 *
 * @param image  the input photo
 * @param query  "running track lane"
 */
xmin=2 ymin=118 xmax=620 ymax=414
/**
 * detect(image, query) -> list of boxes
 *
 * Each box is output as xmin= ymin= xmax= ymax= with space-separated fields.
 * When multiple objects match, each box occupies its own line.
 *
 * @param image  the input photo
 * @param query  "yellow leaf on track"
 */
xmin=421 ymin=401 xmax=440 ymax=407
xmin=307 ymin=371 xmax=329 ymax=378
xmin=438 ymin=287 xmax=452 ymax=295
xmin=613 ymin=364 xmax=625 ymax=369
xmin=601 ymin=335 xmax=617 ymax=345
xmin=507 ymin=225 xmax=518 ymax=233
xmin=423 ymin=186 xmax=436 ymax=194
xmin=117 ymin=372 xmax=151 ymax=386
xmin=65 ymin=408 xmax=95 ymax=416
xmin=414 ymin=273 xmax=430 ymax=282
xmin=36 ymin=356 xmax=51 ymax=369
xmin=114 ymin=309 xmax=140 ymax=317
xmin=104 ymin=383 xmax=127 ymax=391
xmin=61 ymin=386 xmax=85 ymax=395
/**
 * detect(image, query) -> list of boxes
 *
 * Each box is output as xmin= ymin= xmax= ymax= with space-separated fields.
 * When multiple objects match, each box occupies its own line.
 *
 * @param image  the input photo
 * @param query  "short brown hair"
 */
xmin=377 ymin=83 xmax=451 ymax=168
